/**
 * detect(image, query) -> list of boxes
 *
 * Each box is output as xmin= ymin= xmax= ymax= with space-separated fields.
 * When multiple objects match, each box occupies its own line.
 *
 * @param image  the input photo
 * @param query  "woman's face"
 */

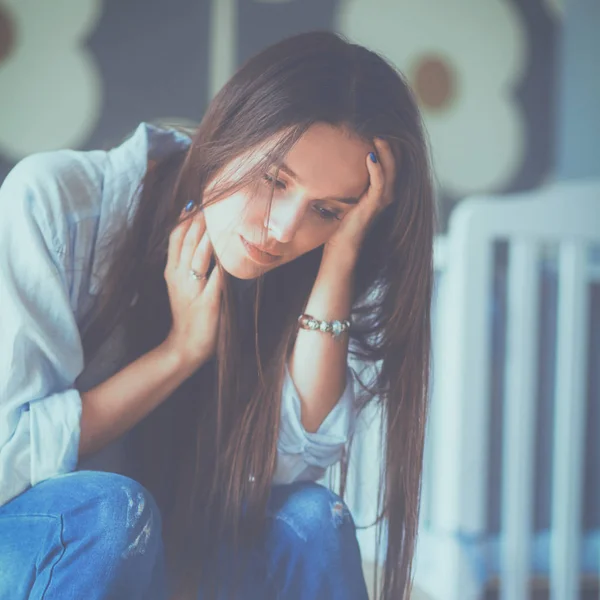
xmin=202 ymin=123 xmax=372 ymax=279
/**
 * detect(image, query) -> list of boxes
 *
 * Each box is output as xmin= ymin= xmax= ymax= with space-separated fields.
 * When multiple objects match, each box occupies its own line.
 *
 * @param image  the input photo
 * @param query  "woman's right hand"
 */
xmin=162 ymin=208 xmax=223 ymax=370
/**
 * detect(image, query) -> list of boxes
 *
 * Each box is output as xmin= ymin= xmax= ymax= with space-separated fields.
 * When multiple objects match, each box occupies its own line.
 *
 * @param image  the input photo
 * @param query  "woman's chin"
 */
xmin=217 ymin=252 xmax=263 ymax=280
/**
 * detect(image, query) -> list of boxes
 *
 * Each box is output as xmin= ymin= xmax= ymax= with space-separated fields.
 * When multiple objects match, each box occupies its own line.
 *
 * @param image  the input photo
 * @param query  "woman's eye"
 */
xmin=261 ymin=174 xmax=340 ymax=221
xmin=262 ymin=173 xmax=286 ymax=190
xmin=314 ymin=206 xmax=341 ymax=221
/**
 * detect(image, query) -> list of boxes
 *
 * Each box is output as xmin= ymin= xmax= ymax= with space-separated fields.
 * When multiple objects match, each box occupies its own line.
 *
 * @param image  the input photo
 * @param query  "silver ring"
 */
xmin=189 ymin=269 xmax=208 ymax=281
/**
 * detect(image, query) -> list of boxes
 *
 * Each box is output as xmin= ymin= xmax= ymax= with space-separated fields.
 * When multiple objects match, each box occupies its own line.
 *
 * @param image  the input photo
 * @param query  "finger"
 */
xmin=179 ymin=212 xmax=206 ymax=270
xmin=365 ymin=146 xmax=386 ymax=204
xmin=203 ymin=262 xmax=224 ymax=309
xmin=373 ymin=138 xmax=396 ymax=203
xmin=166 ymin=214 xmax=194 ymax=272
xmin=189 ymin=229 xmax=213 ymax=279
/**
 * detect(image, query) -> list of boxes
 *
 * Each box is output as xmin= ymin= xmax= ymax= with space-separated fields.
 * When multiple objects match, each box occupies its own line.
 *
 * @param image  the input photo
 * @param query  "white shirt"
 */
xmin=0 ymin=123 xmax=360 ymax=507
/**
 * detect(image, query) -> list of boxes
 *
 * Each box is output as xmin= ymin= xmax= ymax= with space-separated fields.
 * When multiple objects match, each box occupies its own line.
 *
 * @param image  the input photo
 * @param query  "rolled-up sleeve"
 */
xmin=0 ymin=157 xmax=84 ymax=507
xmin=273 ymin=363 xmax=358 ymax=485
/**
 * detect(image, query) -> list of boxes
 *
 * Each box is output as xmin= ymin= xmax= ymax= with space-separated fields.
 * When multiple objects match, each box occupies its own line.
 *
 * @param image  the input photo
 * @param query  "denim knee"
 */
xmin=262 ymin=483 xmax=368 ymax=599
xmin=267 ymin=481 xmax=355 ymax=546
xmin=54 ymin=471 xmax=163 ymax=564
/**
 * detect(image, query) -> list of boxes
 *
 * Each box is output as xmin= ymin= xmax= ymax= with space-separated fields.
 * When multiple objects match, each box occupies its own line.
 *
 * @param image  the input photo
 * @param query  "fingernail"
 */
xmin=369 ymin=152 xmax=378 ymax=163
xmin=184 ymin=200 xmax=194 ymax=212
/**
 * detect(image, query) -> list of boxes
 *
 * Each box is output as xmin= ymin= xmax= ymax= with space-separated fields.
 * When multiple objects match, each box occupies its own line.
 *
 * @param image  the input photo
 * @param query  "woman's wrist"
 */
xmin=159 ymin=335 xmax=209 ymax=378
xmin=298 ymin=313 xmax=351 ymax=338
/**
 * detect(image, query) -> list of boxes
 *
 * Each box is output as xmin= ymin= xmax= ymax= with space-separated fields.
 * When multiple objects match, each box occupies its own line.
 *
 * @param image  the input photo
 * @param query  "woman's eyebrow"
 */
xmin=276 ymin=161 xmax=300 ymax=182
xmin=277 ymin=162 xmax=362 ymax=205
xmin=329 ymin=195 xmax=360 ymax=205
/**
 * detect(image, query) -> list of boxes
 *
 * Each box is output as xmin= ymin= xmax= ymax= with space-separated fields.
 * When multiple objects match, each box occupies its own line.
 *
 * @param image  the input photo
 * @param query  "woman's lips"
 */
xmin=240 ymin=235 xmax=281 ymax=266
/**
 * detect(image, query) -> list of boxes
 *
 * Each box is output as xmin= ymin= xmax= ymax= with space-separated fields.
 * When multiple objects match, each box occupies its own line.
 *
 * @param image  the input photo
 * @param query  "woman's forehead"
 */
xmin=283 ymin=124 xmax=371 ymax=199
xmin=211 ymin=123 xmax=371 ymax=198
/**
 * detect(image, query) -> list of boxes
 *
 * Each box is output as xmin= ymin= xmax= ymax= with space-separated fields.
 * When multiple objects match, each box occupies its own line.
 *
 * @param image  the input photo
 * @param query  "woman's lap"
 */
xmin=0 ymin=471 xmax=368 ymax=600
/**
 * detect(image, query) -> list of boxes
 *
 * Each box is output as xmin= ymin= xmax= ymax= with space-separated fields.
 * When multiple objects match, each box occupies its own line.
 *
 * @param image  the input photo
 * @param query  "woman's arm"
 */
xmin=288 ymin=253 xmax=354 ymax=434
xmin=287 ymin=141 xmax=394 ymax=434
xmin=0 ymin=153 xmax=220 ymax=507
xmin=78 ymin=342 xmax=201 ymax=457
xmin=81 ymin=206 xmax=223 ymax=457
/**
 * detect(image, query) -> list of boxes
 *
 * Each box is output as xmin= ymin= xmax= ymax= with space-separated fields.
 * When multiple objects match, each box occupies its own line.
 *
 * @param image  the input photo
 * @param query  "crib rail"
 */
xmin=344 ymin=179 xmax=600 ymax=600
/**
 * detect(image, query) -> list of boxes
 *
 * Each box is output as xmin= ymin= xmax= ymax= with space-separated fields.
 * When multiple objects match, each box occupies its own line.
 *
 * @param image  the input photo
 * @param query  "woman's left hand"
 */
xmin=322 ymin=137 xmax=396 ymax=267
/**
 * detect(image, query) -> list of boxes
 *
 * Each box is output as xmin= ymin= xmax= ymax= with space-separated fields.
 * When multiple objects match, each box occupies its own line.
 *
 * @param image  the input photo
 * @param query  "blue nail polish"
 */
xmin=184 ymin=200 xmax=194 ymax=212
xmin=369 ymin=152 xmax=378 ymax=163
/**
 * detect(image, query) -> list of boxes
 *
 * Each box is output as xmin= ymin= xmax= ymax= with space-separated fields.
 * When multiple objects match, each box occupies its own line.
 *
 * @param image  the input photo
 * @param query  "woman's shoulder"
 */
xmin=0 ymin=149 xmax=117 ymax=312
xmin=0 ymin=122 xmax=193 ymax=224
xmin=0 ymin=123 xmax=192 ymax=291
xmin=0 ymin=147 xmax=109 ymax=235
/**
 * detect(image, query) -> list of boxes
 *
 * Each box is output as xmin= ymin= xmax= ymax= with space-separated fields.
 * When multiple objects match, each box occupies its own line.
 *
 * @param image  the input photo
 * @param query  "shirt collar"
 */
xmin=89 ymin=122 xmax=192 ymax=294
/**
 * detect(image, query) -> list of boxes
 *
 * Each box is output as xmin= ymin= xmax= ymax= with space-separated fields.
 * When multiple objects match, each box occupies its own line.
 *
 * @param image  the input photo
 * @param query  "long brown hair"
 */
xmin=83 ymin=31 xmax=435 ymax=600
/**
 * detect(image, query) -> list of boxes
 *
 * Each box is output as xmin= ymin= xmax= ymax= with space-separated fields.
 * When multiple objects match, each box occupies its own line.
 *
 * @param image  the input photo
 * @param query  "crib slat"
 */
xmin=550 ymin=242 xmax=589 ymax=600
xmin=500 ymin=241 xmax=540 ymax=600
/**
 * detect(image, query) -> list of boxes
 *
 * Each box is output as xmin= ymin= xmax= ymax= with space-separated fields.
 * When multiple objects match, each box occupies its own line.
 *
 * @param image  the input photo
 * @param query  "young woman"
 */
xmin=0 ymin=31 xmax=435 ymax=600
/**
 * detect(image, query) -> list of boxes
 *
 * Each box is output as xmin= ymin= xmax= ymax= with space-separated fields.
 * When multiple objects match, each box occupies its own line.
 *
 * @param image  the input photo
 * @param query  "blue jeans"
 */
xmin=0 ymin=471 xmax=369 ymax=599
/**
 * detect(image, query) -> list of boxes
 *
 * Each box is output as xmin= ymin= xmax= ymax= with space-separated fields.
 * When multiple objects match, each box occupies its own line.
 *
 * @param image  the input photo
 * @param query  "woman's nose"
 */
xmin=263 ymin=197 xmax=305 ymax=243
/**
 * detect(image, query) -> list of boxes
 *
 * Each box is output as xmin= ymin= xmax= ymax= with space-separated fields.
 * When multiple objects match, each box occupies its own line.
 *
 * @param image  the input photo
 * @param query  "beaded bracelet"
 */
xmin=297 ymin=314 xmax=351 ymax=338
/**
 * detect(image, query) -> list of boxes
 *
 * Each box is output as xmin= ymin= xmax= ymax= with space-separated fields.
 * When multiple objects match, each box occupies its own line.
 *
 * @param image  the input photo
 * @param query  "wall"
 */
xmin=556 ymin=0 xmax=600 ymax=179
xmin=0 ymin=0 xmax=561 ymax=228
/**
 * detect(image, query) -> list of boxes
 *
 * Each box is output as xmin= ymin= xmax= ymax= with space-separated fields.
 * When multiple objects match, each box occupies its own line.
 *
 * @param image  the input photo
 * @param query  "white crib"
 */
xmin=342 ymin=179 xmax=600 ymax=600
